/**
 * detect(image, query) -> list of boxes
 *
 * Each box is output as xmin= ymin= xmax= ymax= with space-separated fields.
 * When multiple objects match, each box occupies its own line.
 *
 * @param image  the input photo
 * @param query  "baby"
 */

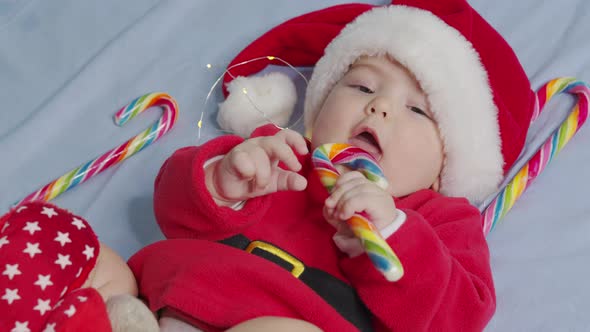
xmin=209 ymin=54 xmax=442 ymax=253
xmin=129 ymin=0 xmax=535 ymax=331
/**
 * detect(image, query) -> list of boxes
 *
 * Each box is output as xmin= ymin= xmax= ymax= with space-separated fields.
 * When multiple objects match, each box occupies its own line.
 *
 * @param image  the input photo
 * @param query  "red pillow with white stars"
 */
xmin=0 ymin=202 xmax=111 ymax=332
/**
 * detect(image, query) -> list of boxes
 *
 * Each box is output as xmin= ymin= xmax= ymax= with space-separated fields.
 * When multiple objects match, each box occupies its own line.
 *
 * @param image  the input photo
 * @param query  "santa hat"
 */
xmin=217 ymin=0 xmax=535 ymax=203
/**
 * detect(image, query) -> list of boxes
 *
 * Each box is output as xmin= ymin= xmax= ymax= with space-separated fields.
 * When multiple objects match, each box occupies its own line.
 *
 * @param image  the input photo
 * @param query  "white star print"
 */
xmin=23 ymin=242 xmax=42 ymax=258
xmin=71 ymin=217 xmax=86 ymax=230
xmin=41 ymin=207 xmax=58 ymax=218
xmin=11 ymin=321 xmax=30 ymax=332
xmin=0 ymin=235 xmax=9 ymax=248
xmin=3 ymin=264 xmax=22 ymax=280
xmin=22 ymin=221 xmax=41 ymax=235
xmin=54 ymin=254 xmax=72 ymax=270
xmin=34 ymin=298 xmax=52 ymax=315
xmin=34 ymin=274 xmax=54 ymax=290
xmin=1 ymin=222 xmax=9 ymax=233
xmin=54 ymin=231 xmax=72 ymax=247
xmin=2 ymin=288 xmax=21 ymax=304
xmin=78 ymin=295 xmax=88 ymax=302
xmin=82 ymin=245 xmax=95 ymax=260
xmin=64 ymin=304 xmax=76 ymax=317
xmin=42 ymin=323 xmax=56 ymax=332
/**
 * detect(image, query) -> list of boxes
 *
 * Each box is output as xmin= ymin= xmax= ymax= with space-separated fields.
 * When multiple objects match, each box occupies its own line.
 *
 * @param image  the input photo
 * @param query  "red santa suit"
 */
xmin=0 ymin=202 xmax=111 ymax=332
xmin=128 ymin=125 xmax=495 ymax=331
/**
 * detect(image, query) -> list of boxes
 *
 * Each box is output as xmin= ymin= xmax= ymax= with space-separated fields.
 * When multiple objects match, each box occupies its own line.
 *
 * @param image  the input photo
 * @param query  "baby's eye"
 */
xmin=408 ymin=106 xmax=429 ymax=118
xmin=351 ymin=85 xmax=374 ymax=94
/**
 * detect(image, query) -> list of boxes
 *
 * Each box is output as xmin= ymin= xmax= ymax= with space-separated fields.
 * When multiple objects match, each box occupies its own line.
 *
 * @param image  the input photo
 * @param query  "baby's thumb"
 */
xmin=322 ymin=204 xmax=340 ymax=229
xmin=322 ymin=207 xmax=356 ymax=239
xmin=322 ymin=206 xmax=363 ymax=257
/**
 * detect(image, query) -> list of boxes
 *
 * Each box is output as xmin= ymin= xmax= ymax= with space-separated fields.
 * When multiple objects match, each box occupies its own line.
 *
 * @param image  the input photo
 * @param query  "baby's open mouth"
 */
xmin=349 ymin=130 xmax=382 ymax=160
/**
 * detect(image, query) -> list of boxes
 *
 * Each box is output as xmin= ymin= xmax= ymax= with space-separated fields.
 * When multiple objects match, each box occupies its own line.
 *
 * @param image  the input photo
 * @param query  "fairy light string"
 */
xmin=198 ymin=55 xmax=308 ymax=143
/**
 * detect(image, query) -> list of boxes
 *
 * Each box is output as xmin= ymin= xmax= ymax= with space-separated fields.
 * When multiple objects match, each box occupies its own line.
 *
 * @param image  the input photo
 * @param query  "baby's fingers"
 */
xmin=227 ymin=150 xmax=257 ymax=179
xmin=324 ymin=172 xmax=366 ymax=208
xmin=274 ymin=169 xmax=308 ymax=192
xmin=277 ymin=128 xmax=309 ymax=156
xmin=323 ymin=205 xmax=339 ymax=228
xmin=335 ymin=189 xmax=375 ymax=220
xmin=250 ymin=147 xmax=273 ymax=189
xmin=266 ymin=141 xmax=301 ymax=172
xmin=226 ymin=147 xmax=272 ymax=190
xmin=266 ymin=129 xmax=308 ymax=171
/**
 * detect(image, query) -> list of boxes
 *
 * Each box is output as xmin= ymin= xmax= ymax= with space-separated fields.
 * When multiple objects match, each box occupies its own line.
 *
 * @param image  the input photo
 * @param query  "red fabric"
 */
xmin=40 ymin=287 xmax=112 ymax=332
xmin=221 ymin=0 xmax=535 ymax=173
xmin=128 ymin=125 xmax=495 ymax=331
xmin=0 ymin=202 xmax=110 ymax=332
xmin=222 ymin=3 xmax=374 ymax=96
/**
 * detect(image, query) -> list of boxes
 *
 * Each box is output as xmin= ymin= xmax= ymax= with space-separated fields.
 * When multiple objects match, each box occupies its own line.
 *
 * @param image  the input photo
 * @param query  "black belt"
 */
xmin=219 ymin=234 xmax=374 ymax=332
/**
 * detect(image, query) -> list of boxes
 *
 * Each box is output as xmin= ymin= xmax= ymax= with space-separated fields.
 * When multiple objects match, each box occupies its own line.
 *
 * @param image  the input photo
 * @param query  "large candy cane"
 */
xmin=312 ymin=143 xmax=404 ymax=282
xmin=482 ymin=78 xmax=589 ymax=234
xmin=14 ymin=92 xmax=179 ymax=206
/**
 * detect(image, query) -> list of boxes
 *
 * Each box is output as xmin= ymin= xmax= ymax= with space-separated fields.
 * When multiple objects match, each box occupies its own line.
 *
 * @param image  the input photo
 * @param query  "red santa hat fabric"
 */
xmin=217 ymin=0 xmax=535 ymax=203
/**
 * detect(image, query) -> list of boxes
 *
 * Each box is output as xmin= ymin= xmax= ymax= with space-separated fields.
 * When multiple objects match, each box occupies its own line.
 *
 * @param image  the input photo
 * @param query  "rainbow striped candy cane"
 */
xmin=14 ymin=92 xmax=179 ymax=206
xmin=312 ymin=143 xmax=404 ymax=282
xmin=482 ymin=78 xmax=589 ymax=234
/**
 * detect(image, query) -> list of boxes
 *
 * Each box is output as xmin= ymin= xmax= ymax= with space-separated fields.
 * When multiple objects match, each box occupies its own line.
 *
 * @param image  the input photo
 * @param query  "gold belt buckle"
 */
xmin=245 ymin=241 xmax=305 ymax=278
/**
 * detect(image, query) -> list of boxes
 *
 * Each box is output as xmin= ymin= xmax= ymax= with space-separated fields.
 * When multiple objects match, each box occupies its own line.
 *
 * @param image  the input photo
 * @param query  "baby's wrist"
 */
xmin=204 ymin=157 xmax=242 ymax=207
xmin=378 ymin=209 xmax=406 ymax=239
xmin=373 ymin=208 xmax=399 ymax=231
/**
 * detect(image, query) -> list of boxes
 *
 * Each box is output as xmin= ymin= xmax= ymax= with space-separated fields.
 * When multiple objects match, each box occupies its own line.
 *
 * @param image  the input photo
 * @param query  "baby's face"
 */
xmin=311 ymin=55 xmax=444 ymax=197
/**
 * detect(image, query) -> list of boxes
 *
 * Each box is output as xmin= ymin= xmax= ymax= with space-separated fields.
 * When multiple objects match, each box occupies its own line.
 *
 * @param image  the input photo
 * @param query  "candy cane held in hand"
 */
xmin=482 ymin=78 xmax=589 ymax=235
xmin=14 ymin=93 xmax=178 ymax=206
xmin=312 ymin=143 xmax=404 ymax=282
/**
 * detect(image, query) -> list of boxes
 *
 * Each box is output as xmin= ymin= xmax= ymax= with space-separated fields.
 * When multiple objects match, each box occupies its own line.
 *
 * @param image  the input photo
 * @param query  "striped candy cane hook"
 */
xmin=482 ymin=78 xmax=589 ymax=235
xmin=312 ymin=143 xmax=404 ymax=281
xmin=13 ymin=93 xmax=179 ymax=206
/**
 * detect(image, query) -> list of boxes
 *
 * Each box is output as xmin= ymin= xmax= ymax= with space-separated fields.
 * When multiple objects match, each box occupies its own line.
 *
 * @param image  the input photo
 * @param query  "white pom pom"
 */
xmin=217 ymin=72 xmax=297 ymax=137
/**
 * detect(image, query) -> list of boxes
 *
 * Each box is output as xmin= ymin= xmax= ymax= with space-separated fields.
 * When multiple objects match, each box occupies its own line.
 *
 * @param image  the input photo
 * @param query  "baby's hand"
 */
xmin=207 ymin=129 xmax=309 ymax=206
xmin=323 ymin=171 xmax=397 ymax=242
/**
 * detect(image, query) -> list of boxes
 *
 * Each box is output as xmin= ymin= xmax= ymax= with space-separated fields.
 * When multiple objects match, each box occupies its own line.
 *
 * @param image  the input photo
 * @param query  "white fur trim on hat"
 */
xmin=218 ymin=72 xmax=297 ymax=137
xmin=304 ymin=5 xmax=503 ymax=203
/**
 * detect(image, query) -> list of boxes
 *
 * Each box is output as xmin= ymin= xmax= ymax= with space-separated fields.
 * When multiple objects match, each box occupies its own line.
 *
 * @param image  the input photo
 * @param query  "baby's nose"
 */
xmin=370 ymin=106 xmax=388 ymax=118
xmin=367 ymin=96 xmax=393 ymax=118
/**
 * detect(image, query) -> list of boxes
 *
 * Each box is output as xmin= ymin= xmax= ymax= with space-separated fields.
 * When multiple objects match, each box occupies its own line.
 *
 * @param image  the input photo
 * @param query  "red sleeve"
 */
xmin=154 ymin=125 xmax=281 ymax=240
xmin=339 ymin=190 xmax=495 ymax=331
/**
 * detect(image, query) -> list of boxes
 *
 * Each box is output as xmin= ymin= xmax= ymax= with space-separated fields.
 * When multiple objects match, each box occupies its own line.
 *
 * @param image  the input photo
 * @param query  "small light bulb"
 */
xmin=267 ymin=56 xmax=275 ymax=60
xmin=242 ymin=88 xmax=248 ymax=95
xmin=198 ymin=120 xmax=202 ymax=128
xmin=206 ymin=64 xmax=212 ymax=69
